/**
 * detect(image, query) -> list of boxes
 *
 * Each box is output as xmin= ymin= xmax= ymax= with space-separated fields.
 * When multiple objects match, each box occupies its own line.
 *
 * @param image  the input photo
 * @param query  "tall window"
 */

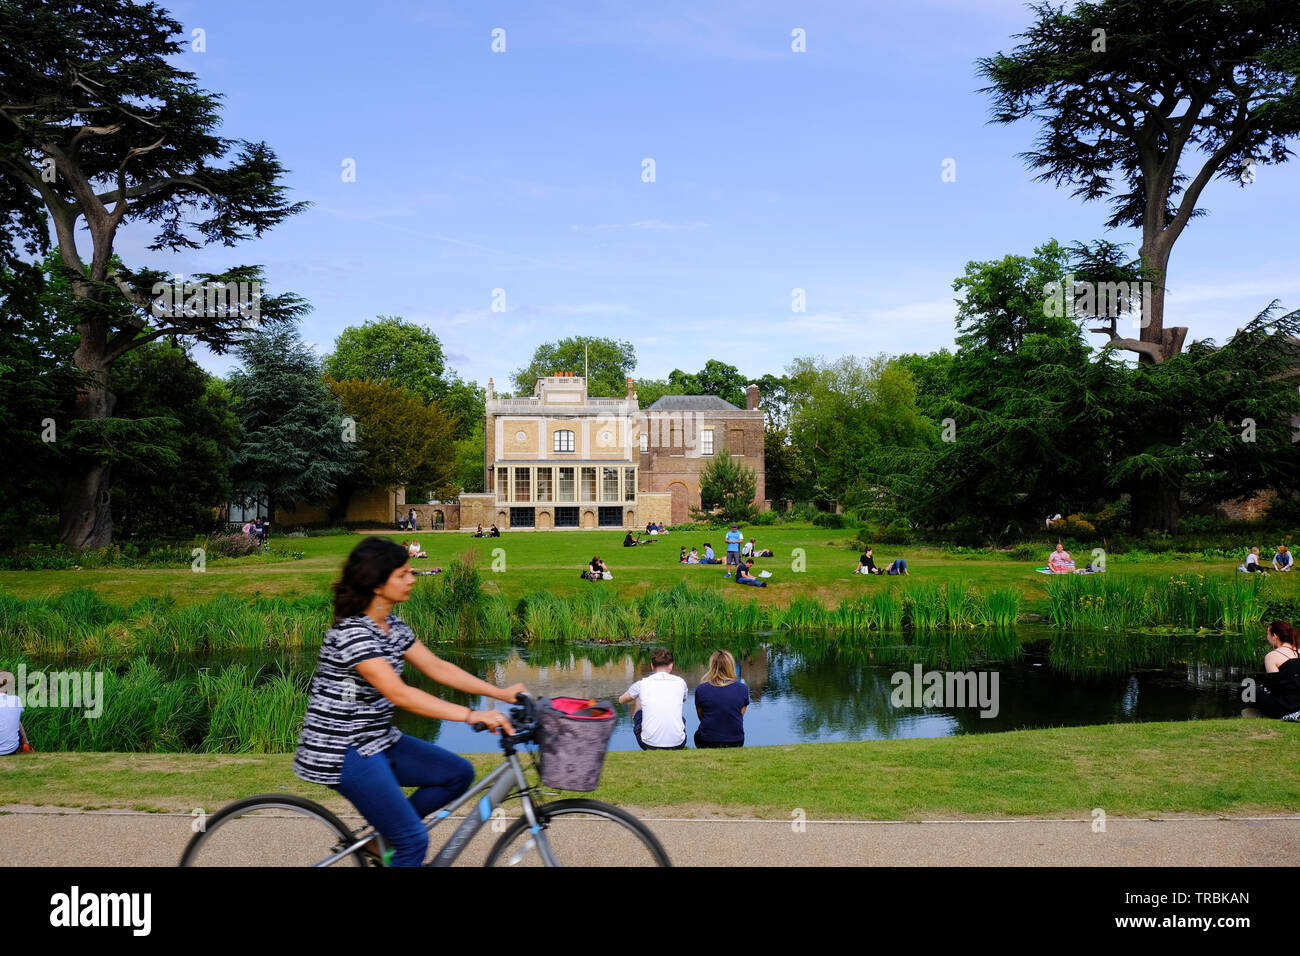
xmin=496 ymin=470 xmax=507 ymax=502
xmin=639 ymin=431 xmax=648 ymax=453
xmin=624 ymin=467 xmax=636 ymax=501
xmin=514 ymin=467 xmax=531 ymax=502
xmin=601 ymin=467 xmax=619 ymax=502
xmin=580 ymin=467 xmax=597 ymax=501
xmin=536 ymin=467 xmax=552 ymax=502
xmin=701 ymin=428 xmax=714 ymax=456
xmin=554 ymin=429 xmax=575 ymax=453
xmin=558 ymin=467 xmax=575 ymax=502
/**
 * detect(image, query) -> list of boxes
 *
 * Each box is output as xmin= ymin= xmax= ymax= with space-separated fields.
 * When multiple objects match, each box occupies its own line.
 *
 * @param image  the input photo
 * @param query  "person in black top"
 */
xmin=488 ymin=524 xmax=500 ymax=537
xmin=857 ymin=549 xmax=880 ymax=574
xmin=1254 ymin=620 xmax=1300 ymax=719
xmin=694 ymin=650 xmax=748 ymax=748
xmin=624 ymin=531 xmax=638 ymax=547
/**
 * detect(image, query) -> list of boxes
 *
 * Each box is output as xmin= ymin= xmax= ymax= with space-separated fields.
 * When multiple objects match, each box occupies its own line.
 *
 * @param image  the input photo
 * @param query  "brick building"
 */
xmin=472 ymin=373 xmax=765 ymax=530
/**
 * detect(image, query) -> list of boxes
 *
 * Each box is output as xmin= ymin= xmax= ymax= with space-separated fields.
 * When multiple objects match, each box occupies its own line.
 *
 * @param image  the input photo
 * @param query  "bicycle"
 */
xmin=178 ymin=693 xmax=671 ymax=867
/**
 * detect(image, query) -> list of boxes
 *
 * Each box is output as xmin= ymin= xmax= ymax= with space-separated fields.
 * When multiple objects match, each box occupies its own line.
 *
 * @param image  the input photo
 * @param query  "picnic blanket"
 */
xmin=1036 ymin=567 xmax=1104 ymax=575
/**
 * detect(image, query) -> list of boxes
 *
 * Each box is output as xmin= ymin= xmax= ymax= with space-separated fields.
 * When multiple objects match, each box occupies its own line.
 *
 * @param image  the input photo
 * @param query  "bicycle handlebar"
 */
xmin=469 ymin=692 xmax=537 ymax=747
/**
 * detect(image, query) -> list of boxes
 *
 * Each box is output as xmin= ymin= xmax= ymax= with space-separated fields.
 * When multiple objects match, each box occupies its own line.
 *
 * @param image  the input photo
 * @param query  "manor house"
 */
xmin=456 ymin=373 xmax=766 ymax=531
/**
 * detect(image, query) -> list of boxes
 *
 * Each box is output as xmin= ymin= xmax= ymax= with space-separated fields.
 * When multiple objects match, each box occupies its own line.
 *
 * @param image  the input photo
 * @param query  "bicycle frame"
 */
xmin=315 ymin=748 xmax=558 ymax=867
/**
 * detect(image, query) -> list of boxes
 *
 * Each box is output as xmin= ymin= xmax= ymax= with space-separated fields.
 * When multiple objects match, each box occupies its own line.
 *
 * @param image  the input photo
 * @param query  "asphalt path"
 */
xmin=2 ymin=805 xmax=1297 ymax=866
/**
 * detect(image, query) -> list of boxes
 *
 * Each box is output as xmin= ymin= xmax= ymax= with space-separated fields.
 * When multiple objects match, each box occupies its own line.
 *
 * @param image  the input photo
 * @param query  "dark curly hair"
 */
xmin=333 ymin=537 xmax=411 ymax=622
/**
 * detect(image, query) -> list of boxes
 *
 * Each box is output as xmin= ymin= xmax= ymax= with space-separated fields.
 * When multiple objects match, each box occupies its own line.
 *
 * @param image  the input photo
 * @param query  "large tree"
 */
xmin=512 ymin=336 xmax=636 ymax=397
xmin=110 ymin=342 xmax=240 ymax=539
xmin=322 ymin=316 xmax=446 ymax=403
xmin=0 ymin=0 xmax=307 ymax=547
xmin=326 ymin=378 xmax=458 ymax=502
xmin=979 ymin=0 xmax=1300 ymax=364
xmin=228 ymin=328 xmax=360 ymax=522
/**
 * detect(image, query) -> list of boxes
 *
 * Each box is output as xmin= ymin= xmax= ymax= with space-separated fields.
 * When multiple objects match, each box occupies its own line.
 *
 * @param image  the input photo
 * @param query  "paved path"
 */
xmin=3 ymin=806 xmax=1297 ymax=866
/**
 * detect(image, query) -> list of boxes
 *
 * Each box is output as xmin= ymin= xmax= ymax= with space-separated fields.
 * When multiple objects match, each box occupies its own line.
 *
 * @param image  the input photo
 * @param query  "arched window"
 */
xmin=554 ymin=429 xmax=575 ymax=453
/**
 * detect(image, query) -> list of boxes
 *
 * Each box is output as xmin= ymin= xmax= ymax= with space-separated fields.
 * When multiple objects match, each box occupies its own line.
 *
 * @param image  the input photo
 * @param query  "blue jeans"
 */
xmin=332 ymin=733 xmax=474 ymax=867
xmin=888 ymin=559 xmax=907 ymax=575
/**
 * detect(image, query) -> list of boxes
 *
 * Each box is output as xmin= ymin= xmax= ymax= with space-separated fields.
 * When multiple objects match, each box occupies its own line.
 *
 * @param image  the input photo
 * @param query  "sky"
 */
xmin=99 ymin=0 xmax=1300 ymax=390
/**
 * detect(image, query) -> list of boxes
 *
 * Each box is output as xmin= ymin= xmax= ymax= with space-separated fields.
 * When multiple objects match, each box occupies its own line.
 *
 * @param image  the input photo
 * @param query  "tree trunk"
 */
xmin=1131 ymin=480 xmax=1180 ymax=534
xmin=57 ymin=357 xmax=116 ymax=549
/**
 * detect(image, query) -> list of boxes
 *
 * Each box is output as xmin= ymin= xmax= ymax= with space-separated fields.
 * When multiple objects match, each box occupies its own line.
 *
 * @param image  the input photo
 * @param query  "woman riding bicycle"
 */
xmin=292 ymin=537 xmax=527 ymax=867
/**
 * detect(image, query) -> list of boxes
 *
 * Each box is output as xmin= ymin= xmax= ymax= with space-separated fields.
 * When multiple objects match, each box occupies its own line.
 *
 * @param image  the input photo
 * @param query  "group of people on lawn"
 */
xmin=1241 ymin=545 xmax=1292 ymax=574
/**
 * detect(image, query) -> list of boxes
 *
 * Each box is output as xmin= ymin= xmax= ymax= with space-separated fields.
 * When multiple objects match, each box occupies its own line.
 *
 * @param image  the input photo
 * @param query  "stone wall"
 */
xmin=1217 ymin=490 xmax=1277 ymax=522
xmin=457 ymin=493 xmax=498 ymax=531
xmin=636 ymin=492 xmax=673 ymax=528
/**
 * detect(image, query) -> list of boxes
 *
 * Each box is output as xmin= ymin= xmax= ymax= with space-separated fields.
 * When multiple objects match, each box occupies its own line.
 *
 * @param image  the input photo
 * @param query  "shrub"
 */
xmin=1049 ymin=514 xmax=1098 ymax=540
xmin=1009 ymin=543 xmax=1038 ymax=561
xmin=812 ymin=512 xmax=844 ymax=529
xmin=752 ymin=510 xmax=778 ymax=526
xmin=204 ymin=532 xmax=262 ymax=558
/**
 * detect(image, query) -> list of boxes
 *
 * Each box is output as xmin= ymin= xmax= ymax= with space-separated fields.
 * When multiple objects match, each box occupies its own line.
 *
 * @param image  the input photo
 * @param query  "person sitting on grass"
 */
xmin=405 ymin=540 xmax=426 ymax=559
xmin=1048 ymin=543 xmax=1075 ymax=573
xmin=0 ymin=670 xmax=32 ymax=755
xmin=679 ymin=547 xmax=688 ymax=564
xmin=584 ymin=556 xmax=610 ymax=581
xmin=489 ymin=524 xmax=500 ymax=537
xmin=1247 ymin=620 xmax=1300 ymax=721
xmin=687 ymin=548 xmax=700 ymax=564
xmin=473 ymin=524 xmax=485 ymax=538
xmin=886 ymin=558 xmax=909 ymax=576
xmin=1241 ymin=547 xmax=1268 ymax=574
xmin=856 ymin=548 xmax=880 ymax=575
xmin=1274 ymin=545 xmax=1293 ymax=572
xmin=618 ymin=647 xmax=687 ymax=750
xmin=741 ymin=538 xmax=754 ymax=559
xmin=736 ymin=559 xmax=767 ymax=587
xmin=700 ymin=543 xmax=720 ymax=565
xmin=693 ymin=650 xmax=748 ymax=749
xmin=624 ymin=531 xmax=639 ymax=548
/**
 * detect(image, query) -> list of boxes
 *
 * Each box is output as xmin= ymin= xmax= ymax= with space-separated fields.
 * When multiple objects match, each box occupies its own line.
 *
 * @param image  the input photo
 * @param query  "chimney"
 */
xmin=487 ymin=377 xmax=494 ymax=400
xmin=626 ymin=376 xmax=635 ymax=400
xmin=746 ymin=383 xmax=759 ymax=410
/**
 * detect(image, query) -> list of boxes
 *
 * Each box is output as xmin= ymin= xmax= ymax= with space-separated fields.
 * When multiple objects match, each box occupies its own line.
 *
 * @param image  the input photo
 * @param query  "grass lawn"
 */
xmin=2 ymin=525 xmax=1294 ymax=617
xmin=3 ymin=720 xmax=1295 ymax=819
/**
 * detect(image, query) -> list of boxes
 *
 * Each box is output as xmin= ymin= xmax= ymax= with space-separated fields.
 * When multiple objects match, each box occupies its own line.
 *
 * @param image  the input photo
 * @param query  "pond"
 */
xmin=25 ymin=624 xmax=1254 ymax=752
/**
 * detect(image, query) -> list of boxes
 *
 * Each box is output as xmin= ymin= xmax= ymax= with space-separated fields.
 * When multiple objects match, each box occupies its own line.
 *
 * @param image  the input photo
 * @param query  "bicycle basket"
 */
xmin=536 ymin=697 xmax=617 ymax=792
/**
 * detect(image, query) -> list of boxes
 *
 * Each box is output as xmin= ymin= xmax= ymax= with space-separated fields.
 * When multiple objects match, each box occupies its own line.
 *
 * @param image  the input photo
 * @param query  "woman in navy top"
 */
xmin=694 ymin=650 xmax=749 ymax=748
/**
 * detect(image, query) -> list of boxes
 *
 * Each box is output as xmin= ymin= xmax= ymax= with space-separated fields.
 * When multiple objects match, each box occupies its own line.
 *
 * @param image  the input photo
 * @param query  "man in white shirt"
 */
xmin=618 ymin=648 xmax=687 ymax=750
xmin=0 ymin=670 xmax=28 ymax=756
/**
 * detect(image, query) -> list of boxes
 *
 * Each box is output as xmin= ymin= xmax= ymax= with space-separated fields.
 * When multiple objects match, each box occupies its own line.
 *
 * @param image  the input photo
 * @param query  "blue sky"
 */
xmin=107 ymin=0 xmax=1300 ymax=390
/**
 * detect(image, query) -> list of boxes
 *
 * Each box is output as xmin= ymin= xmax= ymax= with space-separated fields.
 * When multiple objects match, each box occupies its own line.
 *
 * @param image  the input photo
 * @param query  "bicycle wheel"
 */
xmin=179 ymin=794 xmax=369 ymax=867
xmin=484 ymin=798 xmax=671 ymax=867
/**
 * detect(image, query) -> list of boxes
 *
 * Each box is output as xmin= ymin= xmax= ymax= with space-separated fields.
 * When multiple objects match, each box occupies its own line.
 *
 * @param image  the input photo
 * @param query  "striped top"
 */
xmin=292 ymin=613 xmax=417 ymax=785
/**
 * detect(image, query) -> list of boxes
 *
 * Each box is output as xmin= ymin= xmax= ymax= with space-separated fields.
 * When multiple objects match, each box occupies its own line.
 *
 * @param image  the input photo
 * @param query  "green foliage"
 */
xmin=692 ymin=445 xmax=758 ymax=523
xmin=513 ymin=337 xmax=636 ymax=397
xmin=109 ymin=342 xmax=240 ymax=538
xmin=322 ymin=316 xmax=445 ymax=401
xmin=786 ymin=354 xmax=933 ymax=515
xmin=228 ymin=327 xmax=362 ymax=518
xmin=326 ymin=377 xmax=457 ymax=498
